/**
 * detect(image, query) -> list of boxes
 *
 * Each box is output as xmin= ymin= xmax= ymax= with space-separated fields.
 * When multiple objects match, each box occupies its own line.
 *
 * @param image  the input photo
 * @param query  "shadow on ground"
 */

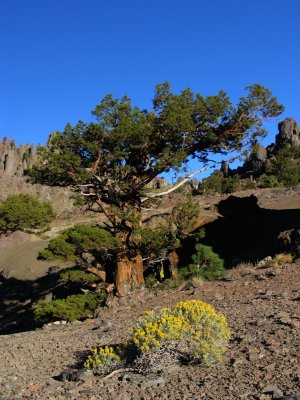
xmin=179 ymin=195 xmax=300 ymax=267
xmin=0 ymin=270 xmax=66 ymax=335
xmin=1 ymin=195 xmax=299 ymax=335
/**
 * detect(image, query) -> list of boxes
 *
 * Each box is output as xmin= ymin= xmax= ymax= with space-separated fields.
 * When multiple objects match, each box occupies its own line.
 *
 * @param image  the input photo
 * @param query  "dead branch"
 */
xmin=141 ymin=166 xmax=212 ymax=201
xmin=102 ymin=368 xmax=135 ymax=380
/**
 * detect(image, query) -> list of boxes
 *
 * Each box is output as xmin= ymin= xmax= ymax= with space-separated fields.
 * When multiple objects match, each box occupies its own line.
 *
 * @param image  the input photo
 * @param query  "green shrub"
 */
xmin=199 ymin=171 xmax=224 ymax=194
xmin=221 ymin=175 xmax=240 ymax=194
xmin=266 ymin=146 xmax=300 ymax=186
xmin=241 ymin=178 xmax=256 ymax=190
xmin=38 ymin=224 xmax=119 ymax=262
xmin=257 ymin=174 xmax=280 ymax=188
xmin=34 ymin=291 xmax=106 ymax=323
xmin=0 ymin=194 xmax=56 ymax=235
xmin=186 ymin=243 xmax=225 ymax=280
xmin=60 ymin=268 xmax=101 ymax=284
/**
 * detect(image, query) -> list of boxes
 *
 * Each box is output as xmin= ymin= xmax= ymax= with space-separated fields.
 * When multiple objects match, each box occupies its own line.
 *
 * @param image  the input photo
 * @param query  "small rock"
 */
xmin=141 ymin=377 xmax=166 ymax=388
xmin=58 ymin=368 xmax=94 ymax=382
xmin=256 ymin=274 xmax=268 ymax=281
xmin=76 ymin=368 xmax=95 ymax=382
xmin=262 ymin=384 xmax=283 ymax=398
xmin=121 ymin=373 xmax=143 ymax=384
xmin=256 ymin=256 xmax=272 ymax=269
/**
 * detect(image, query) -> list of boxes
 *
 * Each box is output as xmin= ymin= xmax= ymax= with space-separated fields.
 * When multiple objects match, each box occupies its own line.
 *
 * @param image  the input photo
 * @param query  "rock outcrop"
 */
xmin=242 ymin=143 xmax=268 ymax=177
xmin=224 ymin=118 xmax=300 ymax=179
xmin=275 ymin=118 xmax=300 ymax=149
xmin=0 ymin=137 xmax=36 ymax=177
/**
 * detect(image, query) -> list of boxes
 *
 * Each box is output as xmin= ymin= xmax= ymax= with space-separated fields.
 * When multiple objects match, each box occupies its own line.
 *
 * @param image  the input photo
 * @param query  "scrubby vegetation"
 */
xmin=60 ymin=268 xmax=101 ymax=284
xmin=84 ymin=299 xmax=230 ymax=374
xmin=38 ymin=224 xmax=118 ymax=263
xmin=29 ymin=82 xmax=283 ymax=294
xmin=199 ymin=144 xmax=300 ymax=194
xmin=34 ymin=291 xmax=107 ymax=324
xmin=0 ymin=194 xmax=56 ymax=235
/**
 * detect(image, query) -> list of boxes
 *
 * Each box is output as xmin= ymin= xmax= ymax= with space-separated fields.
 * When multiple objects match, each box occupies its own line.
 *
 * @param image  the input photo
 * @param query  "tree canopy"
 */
xmin=31 ymin=82 xmax=284 ymax=294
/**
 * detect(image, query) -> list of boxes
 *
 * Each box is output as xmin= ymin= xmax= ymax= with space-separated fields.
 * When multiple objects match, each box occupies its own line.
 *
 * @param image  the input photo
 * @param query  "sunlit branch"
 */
xmin=141 ymin=166 xmax=213 ymax=201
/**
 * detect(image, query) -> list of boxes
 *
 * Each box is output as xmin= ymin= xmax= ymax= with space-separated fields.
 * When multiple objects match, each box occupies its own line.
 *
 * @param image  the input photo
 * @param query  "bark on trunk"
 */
xmin=114 ymin=200 xmax=144 ymax=296
xmin=168 ymin=249 xmax=179 ymax=277
xmin=115 ymin=252 xmax=144 ymax=296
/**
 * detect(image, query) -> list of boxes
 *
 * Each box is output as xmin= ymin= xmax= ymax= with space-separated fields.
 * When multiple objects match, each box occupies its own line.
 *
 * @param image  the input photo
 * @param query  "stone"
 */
xmin=275 ymin=118 xmax=300 ymax=149
xmin=0 ymin=137 xmax=35 ymax=177
xmin=262 ymin=384 xmax=283 ymax=398
xmin=141 ymin=377 xmax=166 ymax=388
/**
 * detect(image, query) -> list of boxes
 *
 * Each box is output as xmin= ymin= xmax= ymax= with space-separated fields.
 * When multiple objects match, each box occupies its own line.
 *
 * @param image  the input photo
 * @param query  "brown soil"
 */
xmin=0 ymin=261 xmax=299 ymax=400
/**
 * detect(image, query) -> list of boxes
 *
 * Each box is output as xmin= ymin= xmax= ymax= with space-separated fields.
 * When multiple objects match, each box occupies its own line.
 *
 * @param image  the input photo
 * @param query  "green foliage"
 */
xmin=171 ymin=196 xmax=201 ymax=237
xmin=141 ymin=224 xmax=178 ymax=260
xmin=38 ymin=224 xmax=119 ymax=262
xmin=221 ymin=175 xmax=240 ymax=194
xmin=141 ymin=197 xmax=201 ymax=270
xmin=199 ymin=172 xmax=241 ymax=195
xmin=34 ymin=292 xmax=106 ymax=323
xmin=257 ymin=174 xmax=280 ymax=188
xmin=29 ymin=83 xmax=284 ymax=290
xmin=0 ymin=194 xmax=56 ymax=234
xmin=266 ymin=146 xmax=300 ymax=186
xmin=60 ymin=268 xmax=100 ymax=284
xmin=30 ymin=83 xmax=283 ymax=198
xmin=240 ymin=178 xmax=256 ymax=190
xmin=186 ymin=243 xmax=225 ymax=280
xmin=199 ymin=171 xmax=224 ymax=194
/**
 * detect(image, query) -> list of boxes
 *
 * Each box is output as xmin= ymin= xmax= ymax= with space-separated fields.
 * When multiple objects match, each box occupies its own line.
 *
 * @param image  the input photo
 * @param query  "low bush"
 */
xmin=34 ymin=291 xmax=106 ymax=324
xmin=0 ymin=194 xmax=56 ymax=235
xmin=257 ymin=174 xmax=280 ymax=188
xmin=60 ymin=268 xmax=101 ymax=284
xmin=186 ymin=243 xmax=225 ymax=280
xmin=271 ymin=253 xmax=294 ymax=268
xmin=38 ymin=224 xmax=118 ymax=263
xmin=84 ymin=344 xmax=127 ymax=370
xmin=83 ymin=299 xmax=230 ymax=374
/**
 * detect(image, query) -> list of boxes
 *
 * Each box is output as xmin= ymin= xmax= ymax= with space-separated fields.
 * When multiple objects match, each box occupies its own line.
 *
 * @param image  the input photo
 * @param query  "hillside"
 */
xmin=0 ymin=259 xmax=299 ymax=399
xmin=0 ymin=119 xmax=299 ymax=399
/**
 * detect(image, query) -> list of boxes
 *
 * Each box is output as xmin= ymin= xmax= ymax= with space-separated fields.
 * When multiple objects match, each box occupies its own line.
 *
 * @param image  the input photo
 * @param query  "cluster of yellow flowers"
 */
xmin=84 ymin=299 xmax=230 ymax=370
xmin=132 ymin=299 xmax=230 ymax=364
xmin=83 ymin=345 xmax=122 ymax=369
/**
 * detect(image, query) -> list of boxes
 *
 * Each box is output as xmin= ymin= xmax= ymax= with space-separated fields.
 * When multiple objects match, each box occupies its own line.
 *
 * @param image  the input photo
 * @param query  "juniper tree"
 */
xmin=31 ymin=82 xmax=284 ymax=294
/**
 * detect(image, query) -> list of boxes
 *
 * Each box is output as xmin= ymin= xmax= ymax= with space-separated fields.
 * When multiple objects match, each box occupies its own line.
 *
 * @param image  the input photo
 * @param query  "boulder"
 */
xmin=275 ymin=118 xmax=300 ymax=149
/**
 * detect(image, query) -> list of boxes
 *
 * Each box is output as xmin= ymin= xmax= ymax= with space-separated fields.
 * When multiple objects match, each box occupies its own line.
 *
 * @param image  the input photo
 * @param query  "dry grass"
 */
xmin=271 ymin=253 xmax=294 ymax=268
xmin=189 ymin=277 xmax=204 ymax=287
xmin=225 ymin=262 xmax=256 ymax=280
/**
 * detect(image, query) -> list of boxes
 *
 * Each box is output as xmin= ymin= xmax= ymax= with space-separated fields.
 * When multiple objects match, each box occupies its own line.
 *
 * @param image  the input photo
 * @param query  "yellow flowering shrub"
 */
xmin=132 ymin=299 xmax=230 ymax=364
xmin=84 ymin=345 xmax=125 ymax=370
xmin=83 ymin=299 xmax=230 ymax=373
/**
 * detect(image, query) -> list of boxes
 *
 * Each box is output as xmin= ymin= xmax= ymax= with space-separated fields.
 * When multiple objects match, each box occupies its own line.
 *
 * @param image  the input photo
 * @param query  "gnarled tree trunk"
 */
xmin=114 ymin=200 xmax=144 ymax=296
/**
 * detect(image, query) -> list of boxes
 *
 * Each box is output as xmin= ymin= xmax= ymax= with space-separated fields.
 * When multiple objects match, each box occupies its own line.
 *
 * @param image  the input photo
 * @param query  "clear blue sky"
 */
xmin=1 ymin=0 xmax=299 ymax=155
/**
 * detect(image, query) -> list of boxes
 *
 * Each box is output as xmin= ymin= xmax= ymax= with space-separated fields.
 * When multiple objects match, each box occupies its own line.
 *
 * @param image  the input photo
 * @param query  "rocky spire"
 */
xmin=275 ymin=118 xmax=300 ymax=149
xmin=0 ymin=138 xmax=36 ymax=177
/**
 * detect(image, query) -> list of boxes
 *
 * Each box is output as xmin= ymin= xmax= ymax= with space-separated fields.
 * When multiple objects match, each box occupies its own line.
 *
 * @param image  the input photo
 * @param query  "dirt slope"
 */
xmin=0 ymin=261 xmax=299 ymax=400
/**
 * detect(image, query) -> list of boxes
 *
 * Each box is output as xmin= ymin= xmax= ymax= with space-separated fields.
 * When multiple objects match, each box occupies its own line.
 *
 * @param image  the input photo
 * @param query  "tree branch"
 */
xmin=141 ymin=166 xmax=212 ymax=201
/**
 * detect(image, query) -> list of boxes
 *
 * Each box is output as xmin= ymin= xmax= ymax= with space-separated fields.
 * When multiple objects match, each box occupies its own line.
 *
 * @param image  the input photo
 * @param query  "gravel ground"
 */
xmin=0 ymin=262 xmax=299 ymax=400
